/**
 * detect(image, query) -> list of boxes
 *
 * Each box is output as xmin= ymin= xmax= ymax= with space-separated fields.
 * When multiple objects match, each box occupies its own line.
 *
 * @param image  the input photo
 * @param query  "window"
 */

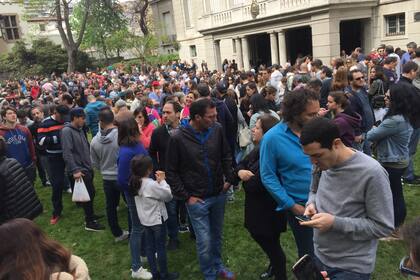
xmin=385 ymin=13 xmax=405 ymax=36
xmin=2 ymin=15 xmax=20 ymax=40
xmin=162 ymin=12 xmax=173 ymax=36
xmin=232 ymin=39 xmax=236 ymax=53
xmin=183 ymin=0 xmax=192 ymax=27
xmin=190 ymin=45 xmax=197 ymax=57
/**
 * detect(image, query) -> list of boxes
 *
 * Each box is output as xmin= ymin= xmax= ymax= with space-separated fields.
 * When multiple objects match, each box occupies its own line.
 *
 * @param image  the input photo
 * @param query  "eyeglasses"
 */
xmin=400 ymin=256 xmax=420 ymax=277
xmin=355 ymin=77 xmax=364 ymax=81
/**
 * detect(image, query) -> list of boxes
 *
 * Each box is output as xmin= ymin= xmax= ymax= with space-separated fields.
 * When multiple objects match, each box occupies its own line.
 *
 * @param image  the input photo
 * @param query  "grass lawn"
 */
xmin=33 ymin=150 xmax=420 ymax=280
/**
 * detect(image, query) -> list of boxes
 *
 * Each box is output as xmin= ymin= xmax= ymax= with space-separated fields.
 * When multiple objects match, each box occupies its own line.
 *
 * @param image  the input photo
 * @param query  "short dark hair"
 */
xmin=61 ymin=93 xmax=73 ymax=105
xmin=164 ymin=100 xmax=182 ymax=113
xmin=300 ymin=117 xmax=340 ymax=149
xmin=56 ymin=104 xmax=70 ymax=116
xmin=189 ymin=98 xmax=216 ymax=120
xmin=321 ymin=66 xmax=333 ymax=78
xmin=407 ymin=42 xmax=417 ymax=49
xmin=383 ymin=56 xmax=397 ymax=65
xmin=1 ymin=105 xmax=16 ymax=118
xmin=250 ymin=93 xmax=269 ymax=113
xmin=312 ymin=59 xmax=323 ymax=69
xmin=402 ymin=61 xmax=419 ymax=74
xmin=197 ymin=83 xmax=210 ymax=97
xmin=281 ymin=88 xmax=319 ymax=123
xmin=385 ymin=45 xmax=394 ymax=54
xmin=16 ymin=109 xmax=27 ymax=119
xmin=98 ymin=106 xmax=114 ymax=125
xmin=348 ymin=69 xmax=363 ymax=81
xmin=117 ymin=117 xmax=140 ymax=146
xmin=258 ymin=114 xmax=280 ymax=134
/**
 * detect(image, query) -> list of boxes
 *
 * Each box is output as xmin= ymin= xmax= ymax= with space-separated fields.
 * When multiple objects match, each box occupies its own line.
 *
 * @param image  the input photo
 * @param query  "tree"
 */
xmin=74 ymin=0 xmax=128 ymax=63
xmin=126 ymin=0 xmax=150 ymax=36
xmin=128 ymin=34 xmax=158 ymax=63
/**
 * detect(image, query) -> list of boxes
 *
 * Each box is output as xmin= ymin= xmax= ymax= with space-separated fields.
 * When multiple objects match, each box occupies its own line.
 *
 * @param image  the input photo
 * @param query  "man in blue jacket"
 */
xmin=260 ymin=88 xmax=320 ymax=258
xmin=84 ymin=94 xmax=106 ymax=136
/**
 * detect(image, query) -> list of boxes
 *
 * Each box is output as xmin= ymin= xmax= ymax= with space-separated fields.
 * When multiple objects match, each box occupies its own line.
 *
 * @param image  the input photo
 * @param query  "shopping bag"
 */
xmin=72 ymin=178 xmax=91 ymax=202
xmin=238 ymin=122 xmax=252 ymax=148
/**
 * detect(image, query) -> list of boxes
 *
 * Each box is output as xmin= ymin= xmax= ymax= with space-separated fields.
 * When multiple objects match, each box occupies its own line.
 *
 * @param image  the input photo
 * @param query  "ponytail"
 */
xmin=128 ymin=154 xmax=154 ymax=196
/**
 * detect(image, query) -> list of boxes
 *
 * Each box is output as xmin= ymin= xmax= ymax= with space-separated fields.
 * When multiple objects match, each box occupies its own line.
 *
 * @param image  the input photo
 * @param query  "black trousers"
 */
xmin=251 ymin=232 xmax=287 ymax=280
xmin=384 ymin=166 xmax=406 ymax=228
xmin=69 ymin=170 xmax=96 ymax=223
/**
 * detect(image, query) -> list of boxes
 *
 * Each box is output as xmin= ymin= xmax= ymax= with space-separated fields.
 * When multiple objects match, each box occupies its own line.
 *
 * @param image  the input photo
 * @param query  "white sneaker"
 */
xmin=115 ymin=230 xmax=129 ymax=242
xmin=131 ymin=267 xmax=152 ymax=279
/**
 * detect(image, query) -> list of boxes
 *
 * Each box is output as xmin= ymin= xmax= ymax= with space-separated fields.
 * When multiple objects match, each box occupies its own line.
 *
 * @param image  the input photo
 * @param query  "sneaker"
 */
xmin=161 ymin=272 xmax=179 ymax=280
xmin=403 ymin=176 xmax=420 ymax=185
xmin=178 ymin=224 xmax=189 ymax=233
xmin=260 ymin=264 xmax=273 ymax=279
xmin=131 ymin=267 xmax=153 ymax=279
xmin=218 ymin=268 xmax=236 ymax=280
xmin=115 ymin=230 xmax=129 ymax=242
xmin=85 ymin=221 xmax=105 ymax=232
xmin=227 ymin=196 xmax=235 ymax=203
xmin=167 ymin=238 xmax=180 ymax=251
xmin=50 ymin=215 xmax=60 ymax=225
xmin=66 ymin=188 xmax=72 ymax=194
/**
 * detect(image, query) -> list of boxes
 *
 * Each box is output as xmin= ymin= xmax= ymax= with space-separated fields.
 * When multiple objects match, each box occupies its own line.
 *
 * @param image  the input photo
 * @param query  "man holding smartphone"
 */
xmin=299 ymin=118 xmax=394 ymax=280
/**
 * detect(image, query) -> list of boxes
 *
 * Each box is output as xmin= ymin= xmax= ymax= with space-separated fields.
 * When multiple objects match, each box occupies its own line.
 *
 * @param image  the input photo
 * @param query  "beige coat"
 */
xmin=50 ymin=255 xmax=90 ymax=280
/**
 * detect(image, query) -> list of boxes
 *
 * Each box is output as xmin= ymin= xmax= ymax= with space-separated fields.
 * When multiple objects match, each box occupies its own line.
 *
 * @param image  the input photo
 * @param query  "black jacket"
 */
xmin=234 ymin=147 xmax=287 ymax=236
xmin=0 ymin=156 xmax=43 ymax=224
xmin=391 ymin=76 xmax=420 ymax=128
xmin=166 ymin=122 xmax=234 ymax=200
xmin=149 ymin=125 xmax=170 ymax=171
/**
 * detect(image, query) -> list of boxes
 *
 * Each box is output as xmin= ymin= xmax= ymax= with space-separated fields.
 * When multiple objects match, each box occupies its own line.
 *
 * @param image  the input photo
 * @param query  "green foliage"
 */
xmin=127 ymin=34 xmax=159 ymax=63
xmin=0 ymin=39 xmax=92 ymax=78
xmin=73 ymin=0 xmax=129 ymax=60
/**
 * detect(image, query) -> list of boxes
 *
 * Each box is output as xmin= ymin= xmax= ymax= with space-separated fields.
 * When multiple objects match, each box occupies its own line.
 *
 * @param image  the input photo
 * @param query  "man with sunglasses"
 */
xmin=345 ymin=69 xmax=374 ymax=155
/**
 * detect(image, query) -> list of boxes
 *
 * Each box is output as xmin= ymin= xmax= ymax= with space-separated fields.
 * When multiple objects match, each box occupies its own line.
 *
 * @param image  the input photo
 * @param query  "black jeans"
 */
xmin=144 ymin=221 xmax=169 ymax=277
xmin=384 ymin=166 xmax=406 ymax=228
xmin=44 ymin=154 xmax=65 ymax=217
xmin=69 ymin=170 xmax=96 ymax=223
xmin=36 ymin=151 xmax=48 ymax=184
xmin=103 ymin=179 xmax=123 ymax=237
xmin=251 ymin=233 xmax=287 ymax=280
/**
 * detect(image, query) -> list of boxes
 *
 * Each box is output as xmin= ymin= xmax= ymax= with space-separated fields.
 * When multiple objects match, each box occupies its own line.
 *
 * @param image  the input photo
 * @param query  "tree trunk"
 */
xmin=67 ymin=49 xmax=78 ymax=73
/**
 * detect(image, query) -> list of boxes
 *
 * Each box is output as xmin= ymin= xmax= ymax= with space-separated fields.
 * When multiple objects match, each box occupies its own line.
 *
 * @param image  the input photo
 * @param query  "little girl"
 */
xmin=129 ymin=155 xmax=179 ymax=280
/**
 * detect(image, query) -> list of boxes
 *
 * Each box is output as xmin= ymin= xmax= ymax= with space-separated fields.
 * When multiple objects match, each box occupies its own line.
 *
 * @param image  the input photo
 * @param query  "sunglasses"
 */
xmin=355 ymin=77 xmax=364 ymax=81
xmin=400 ymin=256 xmax=420 ymax=277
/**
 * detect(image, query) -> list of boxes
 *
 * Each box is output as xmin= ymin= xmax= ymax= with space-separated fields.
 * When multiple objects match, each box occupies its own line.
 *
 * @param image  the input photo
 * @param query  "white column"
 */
xmin=213 ymin=40 xmax=222 ymax=71
xmin=241 ymin=36 xmax=250 ymax=70
xmin=277 ymin=30 xmax=287 ymax=67
xmin=236 ymin=38 xmax=243 ymax=70
xmin=269 ymin=31 xmax=279 ymax=65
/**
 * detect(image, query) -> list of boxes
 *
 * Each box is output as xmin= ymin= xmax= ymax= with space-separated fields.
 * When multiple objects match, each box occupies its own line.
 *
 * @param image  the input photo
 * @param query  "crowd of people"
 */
xmin=0 ymin=41 xmax=420 ymax=280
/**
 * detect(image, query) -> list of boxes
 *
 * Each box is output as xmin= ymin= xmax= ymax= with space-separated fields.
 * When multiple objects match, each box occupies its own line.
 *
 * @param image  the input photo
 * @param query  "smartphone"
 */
xmin=292 ymin=254 xmax=324 ymax=280
xmin=295 ymin=215 xmax=311 ymax=222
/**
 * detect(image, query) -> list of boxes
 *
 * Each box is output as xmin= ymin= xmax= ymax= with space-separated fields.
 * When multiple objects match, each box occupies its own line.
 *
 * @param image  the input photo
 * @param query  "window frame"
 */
xmin=2 ymin=15 xmax=20 ymax=41
xmin=190 ymin=45 xmax=197 ymax=58
xmin=385 ymin=13 xmax=405 ymax=37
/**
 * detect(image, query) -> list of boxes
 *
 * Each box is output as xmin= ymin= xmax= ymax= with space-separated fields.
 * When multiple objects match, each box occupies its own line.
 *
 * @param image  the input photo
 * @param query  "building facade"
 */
xmin=165 ymin=0 xmax=420 ymax=70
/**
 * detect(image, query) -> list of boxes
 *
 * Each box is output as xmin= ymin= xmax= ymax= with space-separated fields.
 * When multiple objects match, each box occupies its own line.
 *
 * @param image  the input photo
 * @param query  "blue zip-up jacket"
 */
xmin=366 ymin=114 xmax=413 ymax=163
xmin=259 ymin=122 xmax=312 ymax=211
xmin=117 ymin=143 xmax=148 ymax=193
xmin=84 ymin=101 xmax=106 ymax=136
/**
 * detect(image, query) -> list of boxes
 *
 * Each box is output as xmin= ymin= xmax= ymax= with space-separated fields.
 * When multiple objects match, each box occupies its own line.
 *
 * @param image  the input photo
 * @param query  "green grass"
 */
xmin=33 ymin=150 xmax=420 ymax=280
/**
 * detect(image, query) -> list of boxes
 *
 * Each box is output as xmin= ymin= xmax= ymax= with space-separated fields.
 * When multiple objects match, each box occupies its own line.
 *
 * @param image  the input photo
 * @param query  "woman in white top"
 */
xmin=129 ymin=155 xmax=179 ymax=280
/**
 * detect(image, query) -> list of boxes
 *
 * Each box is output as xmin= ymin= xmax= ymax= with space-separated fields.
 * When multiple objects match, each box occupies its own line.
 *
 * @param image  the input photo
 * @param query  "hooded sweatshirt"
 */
xmin=333 ymin=109 xmax=362 ymax=147
xmin=0 ymin=123 xmax=35 ymax=168
xmin=84 ymin=100 xmax=106 ymax=136
xmin=61 ymin=123 xmax=92 ymax=175
xmin=90 ymin=127 xmax=118 ymax=181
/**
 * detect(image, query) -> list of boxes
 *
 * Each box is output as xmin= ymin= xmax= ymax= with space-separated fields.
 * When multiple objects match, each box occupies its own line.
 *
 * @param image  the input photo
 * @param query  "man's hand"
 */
xmin=223 ymin=182 xmax=231 ymax=193
xmin=304 ymin=203 xmax=318 ymax=217
xmin=155 ymin=171 xmax=165 ymax=183
xmin=318 ymin=108 xmax=329 ymax=117
xmin=187 ymin=196 xmax=204 ymax=205
xmin=321 ymin=271 xmax=329 ymax=280
xmin=290 ymin=204 xmax=306 ymax=215
xmin=354 ymin=135 xmax=363 ymax=143
xmin=300 ymin=213 xmax=335 ymax=232
xmin=238 ymin=170 xmax=254 ymax=182
xmin=73 ymin=171 xmax=84 ymax=181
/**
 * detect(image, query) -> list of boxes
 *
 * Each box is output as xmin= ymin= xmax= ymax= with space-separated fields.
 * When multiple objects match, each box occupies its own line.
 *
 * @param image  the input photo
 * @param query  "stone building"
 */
xmin=157 ymin=0 xmax=420 ymax=70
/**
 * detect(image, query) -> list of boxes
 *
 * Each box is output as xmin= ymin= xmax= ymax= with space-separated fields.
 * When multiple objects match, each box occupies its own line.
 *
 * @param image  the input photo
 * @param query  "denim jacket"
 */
xmin=366 ymin=115 xmax=413 ymax=163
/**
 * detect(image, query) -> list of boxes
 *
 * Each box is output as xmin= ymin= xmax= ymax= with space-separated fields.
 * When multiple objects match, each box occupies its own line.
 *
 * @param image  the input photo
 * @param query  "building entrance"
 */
xmin=285 ymin=26 xmax=312 ymax=65
xmin=248 ymin=33 xmax=271 ymax=69
xmin=340 ymin=19 xmax=362 ymax=56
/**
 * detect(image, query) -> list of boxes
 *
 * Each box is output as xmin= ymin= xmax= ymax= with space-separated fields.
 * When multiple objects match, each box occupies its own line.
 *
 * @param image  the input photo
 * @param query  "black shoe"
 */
xmin=85 ymin=221 xmax=105 ymax=232
xmin=92 ymin=214 xmax=105 ymax=221
xmin=167 ymin=238 xmax=180 ymax=251
xmin=403 ymin=177 xmax=420 ymax=185
xmin=178 ymin=224 xmax=189 ymax=233
xmin=161 ymin=272 xmax=179 ymax=280
xmin=260 ymin=264 xmax=273 ymax=279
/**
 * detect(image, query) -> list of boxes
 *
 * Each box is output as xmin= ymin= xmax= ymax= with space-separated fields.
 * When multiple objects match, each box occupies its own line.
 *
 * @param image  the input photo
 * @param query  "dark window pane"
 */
xmin=4 ymin=16 xmax=11 ymax=27
xmin=10 ymin=16 xmax=17 ymax=27
xmin=13 ymin=28 xmax=19 ymax=39
xmin=6 ymin=29 xmax=12 ymax=40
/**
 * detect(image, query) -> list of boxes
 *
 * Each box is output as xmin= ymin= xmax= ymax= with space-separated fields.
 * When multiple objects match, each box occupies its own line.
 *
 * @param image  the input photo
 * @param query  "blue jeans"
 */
xmin=165 ymin=199 xmax=179 ymax=241
xmin=125 ymin=193 xmax=146 ymax=271
xmin=404 ymin=128 xmax=420 ymax=180
xmin=315 ymin=256 xmax=371 ymax=280
xmin=186 ymin=193 xmax=227 ymax=280
xmin=144 ymin=222 xmax=169 ymax=277
xmin=287 ymin=211 xmax=314 ymax=258
xmin=103 ymin=180 xmax=123 ymax=237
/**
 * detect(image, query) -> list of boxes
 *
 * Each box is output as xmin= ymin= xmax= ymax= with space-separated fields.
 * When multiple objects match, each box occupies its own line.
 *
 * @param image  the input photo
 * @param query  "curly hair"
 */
xmin=281 ymin=88 xmax=319 ymax=123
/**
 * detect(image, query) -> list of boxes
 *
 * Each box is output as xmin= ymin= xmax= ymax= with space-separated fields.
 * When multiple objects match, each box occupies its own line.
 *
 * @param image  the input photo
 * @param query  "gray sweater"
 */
xmin=307 ymin=151 xmax=394 ymax=274
xmin=61 ymin=124 xmax=92 ymax=175
xmin=90 ymin=128 xmax=118 ymax=180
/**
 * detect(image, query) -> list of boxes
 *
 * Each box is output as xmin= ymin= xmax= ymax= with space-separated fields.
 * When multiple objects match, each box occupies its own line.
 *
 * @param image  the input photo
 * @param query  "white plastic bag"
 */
xmin=72 ymin=178 xmax=91 ymax=202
